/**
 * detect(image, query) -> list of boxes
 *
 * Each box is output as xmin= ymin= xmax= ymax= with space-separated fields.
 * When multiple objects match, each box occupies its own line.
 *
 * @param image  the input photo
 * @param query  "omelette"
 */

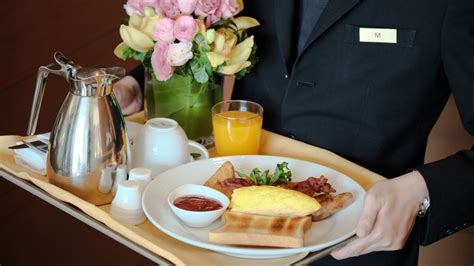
xmin=230 ymin=185 xmax=321 ymax=217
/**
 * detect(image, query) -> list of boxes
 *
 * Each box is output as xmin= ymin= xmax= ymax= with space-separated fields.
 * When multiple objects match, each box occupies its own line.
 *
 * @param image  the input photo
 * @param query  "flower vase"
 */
xmin=144 ymin=67 xmax=222 ymax=145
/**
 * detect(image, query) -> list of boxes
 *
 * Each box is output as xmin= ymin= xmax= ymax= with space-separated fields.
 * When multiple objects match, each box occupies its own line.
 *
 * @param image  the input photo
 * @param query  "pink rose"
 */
xmin=167 ymin=42 xmax=193 ymax=66
xmin=160 ymin=0 xmax=181 ymax=18
xmin=153 ymin=18 xmax=176 ymax=43
xmin=174 ymin=15 xmax=199 ymax=42
xmin=219 ymin=0 xmax=241 ymax=18
xmin=177 ymin=0 xmax=198 ymax=14
xmin=124 ymin=0 xmax=161 ymax=16
xmin=151 ymin=42 xmax=175 ymax=81
xmin=195 ymin=0 xmax=222 ymax=22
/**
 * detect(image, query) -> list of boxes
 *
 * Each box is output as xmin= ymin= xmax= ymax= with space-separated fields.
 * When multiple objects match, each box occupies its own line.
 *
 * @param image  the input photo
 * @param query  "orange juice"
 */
xmin=212 ymin=111 xmax=263 ymax=155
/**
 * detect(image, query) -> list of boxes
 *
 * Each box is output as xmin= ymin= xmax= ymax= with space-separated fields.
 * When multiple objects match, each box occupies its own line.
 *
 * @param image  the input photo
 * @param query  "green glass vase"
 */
xmin=144 ymin=67 xmax=222 ymax=144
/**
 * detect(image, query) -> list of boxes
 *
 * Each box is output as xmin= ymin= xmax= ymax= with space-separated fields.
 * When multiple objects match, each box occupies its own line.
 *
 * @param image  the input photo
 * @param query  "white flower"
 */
xmin=166 ymin=42 xmax=193 ymax=66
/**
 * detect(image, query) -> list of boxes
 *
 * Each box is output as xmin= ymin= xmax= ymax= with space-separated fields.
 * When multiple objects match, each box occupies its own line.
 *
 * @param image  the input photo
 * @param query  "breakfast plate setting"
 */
xmin=142 ymin=155 xmax=366 ymax=259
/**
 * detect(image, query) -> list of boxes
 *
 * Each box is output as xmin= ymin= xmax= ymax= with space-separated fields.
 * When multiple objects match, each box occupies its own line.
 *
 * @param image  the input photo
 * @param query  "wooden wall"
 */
xmin=0 ymin=0 xmax=136 ymax=135
xmin=0 ymin=1 xmax=154 ymax=265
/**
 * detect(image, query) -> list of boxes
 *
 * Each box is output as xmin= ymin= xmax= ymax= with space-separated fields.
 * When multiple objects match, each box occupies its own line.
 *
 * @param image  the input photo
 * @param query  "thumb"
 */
xmin=357 ymin=194 xmax=380 ymax=237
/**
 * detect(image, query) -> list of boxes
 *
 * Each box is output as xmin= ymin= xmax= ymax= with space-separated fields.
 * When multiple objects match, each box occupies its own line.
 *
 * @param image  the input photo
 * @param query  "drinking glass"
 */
xmin=211 ymin=100 xmax=263 ymax=156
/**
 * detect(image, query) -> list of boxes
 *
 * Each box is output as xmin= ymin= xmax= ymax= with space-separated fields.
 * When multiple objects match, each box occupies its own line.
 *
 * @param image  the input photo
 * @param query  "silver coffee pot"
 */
xmin=27 ymin=52 xmax=130 ymax=205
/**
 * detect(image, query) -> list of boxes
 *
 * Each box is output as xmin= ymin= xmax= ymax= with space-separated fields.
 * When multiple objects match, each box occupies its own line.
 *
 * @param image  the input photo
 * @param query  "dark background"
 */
xmin=0 ymin=0 xmax=472 ymax=265
xmin=0 ymin=0 xmax=136 ymax=135
xmin=0 ymin=1 xmax=153 ymax=265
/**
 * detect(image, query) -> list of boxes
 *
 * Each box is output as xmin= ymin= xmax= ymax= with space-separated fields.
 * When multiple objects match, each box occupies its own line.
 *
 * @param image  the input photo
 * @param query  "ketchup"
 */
xmin=173 ymin=196 xmax=223 ymax=211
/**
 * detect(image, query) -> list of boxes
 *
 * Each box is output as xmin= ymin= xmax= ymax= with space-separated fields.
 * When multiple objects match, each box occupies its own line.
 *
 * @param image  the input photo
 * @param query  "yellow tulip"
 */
xmin=232 ymin=16 xmax=260 ymax=30
xmin=219 ymin=61 xmax=251 ymax=75
xmin=118 ymin=12 xmax=161 ymax=53
xmin=129 ymin=13 xmax=162 ymax=39
xmin=213 ymin=32 xmax=225 ymax=54
xmin=207 ymin=52 xmax=228 ymax=67
xmin=237 ymin=0 xmax=244 ymax=11
xmin=218 ymin=36 xmax=253 ymax=74
xmin=114 ymin=42 xmax=127 ymax=59
xmin=213 ymin=28 xmax=237 ymax=56
xmin=226 ymin=35 xmax=253 ymax=65
xmin=205 ymin=23 xmax=255 ymax=75
xmin=119 ymin=25 xmax=154 ymax=52
xmin=207 ymin=29 xmax=238 ymax=67
xmin=216 ymin=35 xmax=254 ymax=75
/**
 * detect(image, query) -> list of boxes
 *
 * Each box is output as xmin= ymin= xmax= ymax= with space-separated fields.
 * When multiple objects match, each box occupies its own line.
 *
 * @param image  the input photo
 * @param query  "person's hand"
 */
xmin=113 ymin=76 xmax=143 ymax=115
xmin=331 ymin=170 xmax=429 ymax=259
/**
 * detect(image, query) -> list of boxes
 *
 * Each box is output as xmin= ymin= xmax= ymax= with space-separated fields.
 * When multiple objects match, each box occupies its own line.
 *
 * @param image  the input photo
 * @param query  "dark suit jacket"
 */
xmin=232 ymin=0 xmax=474 ymax=265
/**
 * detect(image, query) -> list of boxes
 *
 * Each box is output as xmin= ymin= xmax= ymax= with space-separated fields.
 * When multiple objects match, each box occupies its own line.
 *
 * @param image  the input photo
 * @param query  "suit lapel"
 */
xmin=299 ymin=0 xmax=361 ymax=58
xmin=274 ymin=0 xmax=297 ymax=73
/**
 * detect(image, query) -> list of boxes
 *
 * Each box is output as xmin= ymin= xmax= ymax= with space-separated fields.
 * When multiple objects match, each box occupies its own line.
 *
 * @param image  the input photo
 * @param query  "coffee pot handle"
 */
xmin=27 ymin=52 xmax=72 ymax=136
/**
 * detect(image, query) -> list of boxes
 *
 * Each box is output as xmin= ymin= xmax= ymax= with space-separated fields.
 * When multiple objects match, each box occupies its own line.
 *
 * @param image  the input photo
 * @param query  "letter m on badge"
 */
xmin=359 ymin=28 xmax=397 ymax=44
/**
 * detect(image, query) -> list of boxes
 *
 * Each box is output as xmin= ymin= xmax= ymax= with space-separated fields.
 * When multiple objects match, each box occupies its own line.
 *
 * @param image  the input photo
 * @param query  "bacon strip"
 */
xmin=217 ymin=177 xmax=252 ymax=191
xmin=287 ymin=176 xmax=336 ymax=197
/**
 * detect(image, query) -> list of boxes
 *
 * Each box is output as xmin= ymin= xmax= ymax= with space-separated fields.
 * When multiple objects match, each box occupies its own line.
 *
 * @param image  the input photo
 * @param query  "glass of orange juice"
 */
xmin=212 ymin=100 xmax=263 ymax=156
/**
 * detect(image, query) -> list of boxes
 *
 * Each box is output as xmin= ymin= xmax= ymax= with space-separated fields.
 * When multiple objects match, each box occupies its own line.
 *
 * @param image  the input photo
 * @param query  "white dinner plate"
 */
xmin=142 ymin=155 xmax=366 ymax=259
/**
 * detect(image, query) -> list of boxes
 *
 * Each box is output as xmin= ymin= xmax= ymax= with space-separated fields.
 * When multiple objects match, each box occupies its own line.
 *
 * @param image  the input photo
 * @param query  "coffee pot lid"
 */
xmin=53 ymin=52 xmax=126 ymax=96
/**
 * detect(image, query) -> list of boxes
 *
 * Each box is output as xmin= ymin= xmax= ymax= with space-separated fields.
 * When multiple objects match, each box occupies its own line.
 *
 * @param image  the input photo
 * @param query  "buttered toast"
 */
xmin=209 ymin=211 xmax=312 ymax=248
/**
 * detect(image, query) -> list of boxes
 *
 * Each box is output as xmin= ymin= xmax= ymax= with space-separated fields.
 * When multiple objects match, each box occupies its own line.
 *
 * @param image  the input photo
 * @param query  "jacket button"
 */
xmin=284 ymin=74 xmax=289 ymax=79
xmin=445 ymin=228 xmax=454 ymax=235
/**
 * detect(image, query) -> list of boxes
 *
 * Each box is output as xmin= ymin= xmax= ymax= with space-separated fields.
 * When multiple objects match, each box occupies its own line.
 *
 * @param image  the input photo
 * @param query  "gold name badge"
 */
xmin=359 ymin=28 xmax=397 ymax=44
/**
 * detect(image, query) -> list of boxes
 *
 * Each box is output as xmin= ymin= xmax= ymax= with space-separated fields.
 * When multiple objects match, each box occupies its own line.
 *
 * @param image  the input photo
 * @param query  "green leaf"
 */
xmin=204 ymin=62 xmax=212 ymax=75
xmin=268 ymin=162 xmax=292 ymax=185
xmin=236 ymin=170 xmax=247 ymax=178
xmin=120 ymin=46 xmax=153 ymax=68
xmin=195 ymin=33 xmax=205 ymax=45
xmin=248 ymin=168 xmax=259 ymax=185
xmin=236 ymin=162 xmax=292 ymax=186
xmin=193 ymin=66 xmax=209 ymax=83
xmin=194 ymin=33 xmax=211 ymax=52
xmin=201 ymin=43 xmax=211 ymax=52
xmin=188 ymin=54 xmax=212 ymax=84
xmin=190 ymin=59 xmax=200 ymax=72
xmin=270 ymin=165 xmax=282 ymax=184
xmin=210 ymin=19 xmax=238 ymax=30
xmin=121 ymin=46 xmax=132 ymax=60
xmin=278 ymin=162 xmax=292 ymax=184
xmin=141 ymin=50 xmax=153 ymax=69
xmin=198 ymin=54 xmax=211 ymax=65
xmin=262 ymin=169 xmax=270 ymax=185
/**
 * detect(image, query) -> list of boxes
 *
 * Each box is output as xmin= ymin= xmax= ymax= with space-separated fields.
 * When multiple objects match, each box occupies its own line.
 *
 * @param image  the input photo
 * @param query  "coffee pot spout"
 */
xmin=72 ymin=67 xmax=125 ymax=96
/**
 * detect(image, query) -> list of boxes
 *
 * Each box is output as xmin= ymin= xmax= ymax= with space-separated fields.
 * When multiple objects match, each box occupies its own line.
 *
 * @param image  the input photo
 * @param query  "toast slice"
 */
xmin=209 ymin=211 xmax=312 ymax=248
xmin=204 ymin=161 xmax=235 ymax=199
